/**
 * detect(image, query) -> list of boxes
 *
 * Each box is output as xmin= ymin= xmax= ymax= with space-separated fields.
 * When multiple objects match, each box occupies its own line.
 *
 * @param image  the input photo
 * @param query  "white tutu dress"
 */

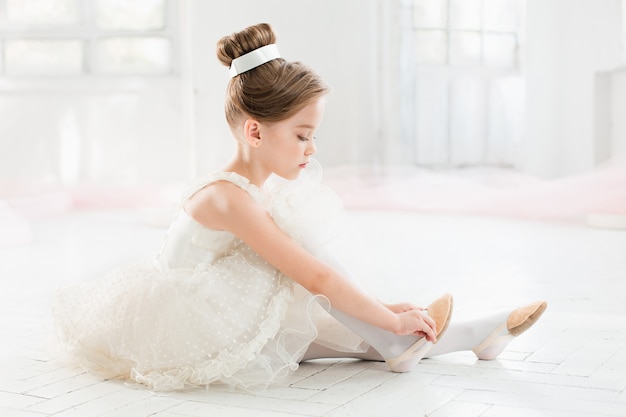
xmin=53 ymin=161 xmax=366 ymax=391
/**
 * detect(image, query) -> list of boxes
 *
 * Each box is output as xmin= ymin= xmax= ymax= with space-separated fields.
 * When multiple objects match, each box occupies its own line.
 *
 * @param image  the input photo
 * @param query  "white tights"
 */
xmin=301 ymin=249 xmax=510 ymax=363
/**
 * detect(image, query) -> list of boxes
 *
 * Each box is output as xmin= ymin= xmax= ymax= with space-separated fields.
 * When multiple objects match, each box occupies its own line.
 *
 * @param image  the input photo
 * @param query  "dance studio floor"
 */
xmin=1 ymin=207 xmax=626 ymax=416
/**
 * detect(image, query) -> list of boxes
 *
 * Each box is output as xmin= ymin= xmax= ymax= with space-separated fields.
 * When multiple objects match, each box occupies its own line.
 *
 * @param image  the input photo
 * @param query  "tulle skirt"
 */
xmin=53 ymin=243 xmax=320 ymax=391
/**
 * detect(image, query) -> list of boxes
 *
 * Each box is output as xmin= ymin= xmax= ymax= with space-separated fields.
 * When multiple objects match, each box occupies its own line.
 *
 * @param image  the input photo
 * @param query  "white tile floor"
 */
xmin=1 ymin=208 xmax=626 ymax=416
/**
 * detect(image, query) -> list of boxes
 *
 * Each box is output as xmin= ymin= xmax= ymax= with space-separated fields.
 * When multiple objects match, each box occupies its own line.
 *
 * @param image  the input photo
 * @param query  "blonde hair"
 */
xmin=216 ymin=23 xmax=329 ymax=128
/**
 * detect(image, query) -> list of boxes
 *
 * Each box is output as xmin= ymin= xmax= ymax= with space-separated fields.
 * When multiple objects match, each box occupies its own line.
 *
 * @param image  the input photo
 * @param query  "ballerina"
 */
xmin=53 ymin=22 xmax=546 ymax=391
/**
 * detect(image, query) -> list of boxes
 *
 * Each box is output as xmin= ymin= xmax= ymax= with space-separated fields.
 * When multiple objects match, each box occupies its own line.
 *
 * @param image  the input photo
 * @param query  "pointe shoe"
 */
xmin=386 ymin=293 xmax=454 ymax=373
xmin=472 ymin=300 xmax=547 ymax=360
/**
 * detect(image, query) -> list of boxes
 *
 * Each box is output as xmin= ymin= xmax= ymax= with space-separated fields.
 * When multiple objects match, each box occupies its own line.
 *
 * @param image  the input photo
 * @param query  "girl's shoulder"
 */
xmin=183 ymin=172 xmax=263 ymax=231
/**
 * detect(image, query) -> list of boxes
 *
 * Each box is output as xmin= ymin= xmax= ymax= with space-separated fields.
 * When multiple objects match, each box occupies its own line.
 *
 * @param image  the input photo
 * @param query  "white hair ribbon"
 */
xmin=229 ymin=44 xmax=281 ymax=78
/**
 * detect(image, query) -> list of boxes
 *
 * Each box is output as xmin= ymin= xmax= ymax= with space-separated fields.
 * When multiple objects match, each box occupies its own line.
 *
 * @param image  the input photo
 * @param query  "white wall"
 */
xmin=596 ymin=68 xmax=626 ymax=162
xmin=522 ymin=0 xmax=623 ymax=178
xmin=610 ymin=70 xmax=626 ymax=157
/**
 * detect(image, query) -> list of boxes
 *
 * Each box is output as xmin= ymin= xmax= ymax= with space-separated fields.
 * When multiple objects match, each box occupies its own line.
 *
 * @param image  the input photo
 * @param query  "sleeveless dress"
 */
xmin=52 ymin=161 xmax=366 ymax=391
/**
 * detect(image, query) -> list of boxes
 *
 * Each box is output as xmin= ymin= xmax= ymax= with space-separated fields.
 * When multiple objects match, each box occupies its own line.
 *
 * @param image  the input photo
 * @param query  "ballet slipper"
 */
xmin=472 ymin=300 xmax=547 ymax=360
xmin=428 ymin=293 xmax=454 ymax=340
xmin=386 ymin=293 xmax=454 ymax=373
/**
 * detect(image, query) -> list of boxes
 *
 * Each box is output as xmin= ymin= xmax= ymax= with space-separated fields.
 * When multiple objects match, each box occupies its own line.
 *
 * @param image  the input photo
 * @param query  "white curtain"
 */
xmin=367 ymin=0 xmax=417 ymax=167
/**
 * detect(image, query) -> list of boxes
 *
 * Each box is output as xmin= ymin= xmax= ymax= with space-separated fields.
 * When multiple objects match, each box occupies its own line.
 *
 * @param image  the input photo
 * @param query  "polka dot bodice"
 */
xmin=156 ymin=171 xmax=262 ymax=270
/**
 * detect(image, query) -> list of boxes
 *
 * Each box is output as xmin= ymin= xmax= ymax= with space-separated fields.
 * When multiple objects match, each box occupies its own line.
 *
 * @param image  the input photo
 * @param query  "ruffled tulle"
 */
xmin=53 ymin=160 xmax=359 ymax=391
xmin=265 ymin=159 xmax=343 ymax=252
xmin=54 ymin=245 xmax=319 ymax=391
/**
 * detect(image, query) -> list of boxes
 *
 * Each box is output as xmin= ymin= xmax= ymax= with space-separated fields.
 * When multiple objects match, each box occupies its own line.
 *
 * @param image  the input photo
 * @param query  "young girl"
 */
xmin=53 ymin=23 xmax=546 ymax=392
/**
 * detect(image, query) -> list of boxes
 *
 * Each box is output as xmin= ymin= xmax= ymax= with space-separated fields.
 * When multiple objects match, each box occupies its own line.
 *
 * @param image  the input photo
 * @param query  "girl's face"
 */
xmin=256 ymin=97 xmax=325 ymax=180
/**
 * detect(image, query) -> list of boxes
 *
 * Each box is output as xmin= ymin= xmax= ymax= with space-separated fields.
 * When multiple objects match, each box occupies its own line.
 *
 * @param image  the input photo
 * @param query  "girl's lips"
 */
xmin=299 ymin=162 xmax=309 ymax=168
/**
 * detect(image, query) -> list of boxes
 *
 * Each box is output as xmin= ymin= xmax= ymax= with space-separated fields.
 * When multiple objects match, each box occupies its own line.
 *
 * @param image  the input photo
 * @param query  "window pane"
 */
xmin=486 ymin=77 xmax=524 ymax=164
xmin=449 ymin=31 xmax=481 ymax=66
xmin=6 ymin=0 xmax=79 ymax=25
xmin=96 ymin=0 xmax=165 ymax=31
xmin=413 ymin=0 xmax=447 ymax=28
xmin=449 ymin=0 xmax=481 ymax=30
xmin=484 ymin=0 xmax=519 ymax=32
xmin=415 ymin=30 xmax=447 ymax=65
xmin=5 ymin=40 xmax=83 ymax=75
xmin=95 ymin=37 xmax=171 ymax=75
xmin=450 ymin=77 xmax=486 ymax=165
xmin=484 ymin=34 xmax=517 ymax=67
xmin=415 ymin=75 xmax=449 ymax=165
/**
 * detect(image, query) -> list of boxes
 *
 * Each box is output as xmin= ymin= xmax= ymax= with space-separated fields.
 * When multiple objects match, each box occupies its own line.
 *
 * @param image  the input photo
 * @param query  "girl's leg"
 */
xmin=326 ymin=306 xmax=428 ymax=359
xmin=300 ymin=307 xmax=429 ymax=372
xmin=301 ymin=342 xmax=383 ymax=362
xmin=426 ymin=300 xmax=547 ymax=359
xmin=308 ymin=248 xmax=545 ymax=365
xmin=304 ymin=304 xmax=546 ymax=364
xmin=424 ymin=310 xmax=509 ymax=357
xmin=309 ymin=248 xmax=437 ymax=371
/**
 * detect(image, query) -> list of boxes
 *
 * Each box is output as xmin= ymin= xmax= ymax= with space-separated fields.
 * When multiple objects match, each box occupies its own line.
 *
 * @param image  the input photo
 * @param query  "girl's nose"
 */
xmin=306 ymin=140 xmax=317 ymax=155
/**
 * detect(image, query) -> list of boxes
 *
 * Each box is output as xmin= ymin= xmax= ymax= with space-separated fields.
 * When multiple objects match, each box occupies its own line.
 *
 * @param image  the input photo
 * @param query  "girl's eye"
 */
xmin=298 ymin=136 xmax=309 ymax=142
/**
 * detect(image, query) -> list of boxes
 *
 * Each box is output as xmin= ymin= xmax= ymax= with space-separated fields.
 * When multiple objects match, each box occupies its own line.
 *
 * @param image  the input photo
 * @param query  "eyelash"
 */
xmin=298 ymin=136 xmax=316 ymax=142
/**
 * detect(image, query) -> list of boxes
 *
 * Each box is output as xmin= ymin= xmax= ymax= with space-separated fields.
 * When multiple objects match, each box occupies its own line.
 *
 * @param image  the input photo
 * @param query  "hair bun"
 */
xmin=216 ymin=23 xmax=277 ymax=68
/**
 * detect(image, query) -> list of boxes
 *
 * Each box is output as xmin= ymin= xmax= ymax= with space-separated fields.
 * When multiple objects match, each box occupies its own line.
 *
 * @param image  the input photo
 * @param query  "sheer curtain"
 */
xmin=367 ymin=0 xmax=417 ymax=167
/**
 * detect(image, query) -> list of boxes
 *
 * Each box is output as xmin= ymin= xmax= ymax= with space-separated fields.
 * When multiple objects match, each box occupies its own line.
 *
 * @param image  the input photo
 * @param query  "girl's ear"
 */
xmin=243 ymin=118 xmax=262 ymax=148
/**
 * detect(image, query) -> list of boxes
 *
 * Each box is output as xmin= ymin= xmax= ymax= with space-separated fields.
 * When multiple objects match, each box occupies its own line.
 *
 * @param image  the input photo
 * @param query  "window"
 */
xmin=411 ymin=0 xmax=524 ymax=167
xmin=0 ymin=0 xmax=176 ymax=77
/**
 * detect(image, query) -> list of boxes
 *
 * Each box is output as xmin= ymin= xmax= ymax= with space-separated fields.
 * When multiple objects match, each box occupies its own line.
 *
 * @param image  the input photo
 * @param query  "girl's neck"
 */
xmin=222 ymin=158 xmax=269 ymax=188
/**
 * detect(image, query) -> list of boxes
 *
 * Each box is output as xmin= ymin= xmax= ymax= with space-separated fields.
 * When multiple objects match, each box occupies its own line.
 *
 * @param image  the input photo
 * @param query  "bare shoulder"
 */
xmin=183 ymin=180 xmax=260 ymax=231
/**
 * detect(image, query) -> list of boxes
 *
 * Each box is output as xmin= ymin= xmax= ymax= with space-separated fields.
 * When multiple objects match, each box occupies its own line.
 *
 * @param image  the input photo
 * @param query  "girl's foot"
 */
xmin=472 ymin=300 xmax=547 ymax=360
xmin=386 ymin=293 xmax=453 ymax=372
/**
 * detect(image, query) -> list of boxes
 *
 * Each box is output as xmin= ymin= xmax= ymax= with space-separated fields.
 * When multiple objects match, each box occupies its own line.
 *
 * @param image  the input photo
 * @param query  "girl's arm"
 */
xmin=185 ymin=182 xmax=436 ymax=340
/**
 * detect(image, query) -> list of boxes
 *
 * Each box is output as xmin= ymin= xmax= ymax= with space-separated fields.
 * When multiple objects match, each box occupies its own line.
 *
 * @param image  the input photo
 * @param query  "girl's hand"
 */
xmin=395 ymin=310 xmax=437 ymax=342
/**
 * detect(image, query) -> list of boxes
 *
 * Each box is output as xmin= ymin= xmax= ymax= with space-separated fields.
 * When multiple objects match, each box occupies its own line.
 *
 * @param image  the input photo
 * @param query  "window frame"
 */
xmin=0 ymin=0 xmax=180 ymax=92
xmin=411 ymin=0 xmax=525 ymax=168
